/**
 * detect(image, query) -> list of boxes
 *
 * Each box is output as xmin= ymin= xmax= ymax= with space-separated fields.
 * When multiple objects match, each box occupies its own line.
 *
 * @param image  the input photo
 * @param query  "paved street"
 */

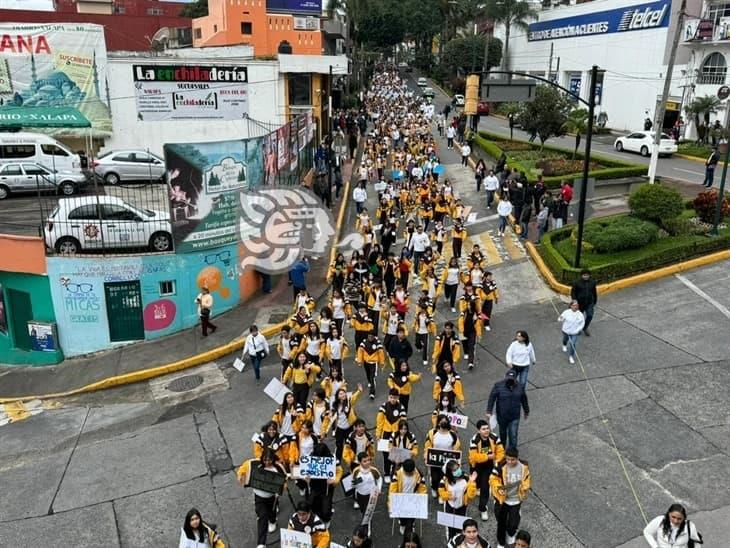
xmin=1 ymin=74 xmax=728 ymax=548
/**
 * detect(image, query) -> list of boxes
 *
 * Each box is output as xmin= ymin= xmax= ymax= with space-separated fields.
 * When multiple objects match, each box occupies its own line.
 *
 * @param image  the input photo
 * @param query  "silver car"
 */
xmin=92 ymin=150 xmax=165 ymax=185
xmin=0 ymin=162 xmax=88 ymax=200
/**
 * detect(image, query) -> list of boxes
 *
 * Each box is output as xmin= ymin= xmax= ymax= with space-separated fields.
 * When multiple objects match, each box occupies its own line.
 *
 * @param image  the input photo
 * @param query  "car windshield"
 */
xmin=97 ymin=151 xmax=113 ymax=159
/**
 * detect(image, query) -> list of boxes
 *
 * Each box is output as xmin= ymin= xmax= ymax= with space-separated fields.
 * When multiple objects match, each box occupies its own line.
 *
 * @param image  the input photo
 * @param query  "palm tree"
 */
xmin=485 ymin=0 xmax=537 ymax=72
xmin=685 ymin=95 xmax=721 ymax=126
xmin=564 ymin=108 xmax=588 ymax=159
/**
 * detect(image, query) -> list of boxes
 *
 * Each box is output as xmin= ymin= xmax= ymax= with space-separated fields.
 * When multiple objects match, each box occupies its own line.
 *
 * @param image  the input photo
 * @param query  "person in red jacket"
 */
xmin=560 ymin=180 xmax=573 ymax=204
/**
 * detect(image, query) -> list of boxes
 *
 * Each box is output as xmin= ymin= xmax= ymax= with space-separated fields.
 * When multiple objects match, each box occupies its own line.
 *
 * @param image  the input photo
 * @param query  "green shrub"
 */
xmin=628 ymin=184 xmax=684 ymax=223
xmin=579 ymin=216 xmax=659 ymax=253
xmin=661 ymin=217 xmax=708 ymax=236
xmin=693 ymin=189 xmax=730 ymax=223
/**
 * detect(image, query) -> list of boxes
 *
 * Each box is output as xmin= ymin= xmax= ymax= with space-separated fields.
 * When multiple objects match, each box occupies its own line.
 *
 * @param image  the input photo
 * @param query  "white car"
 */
xmin=453 ymin=94 xmax=465 ymax=106
xmin=614 ymin=131 xmax=677 ymax=157
xmin=92 ymin=150 xmax=166 ymax=185
xmin=417 ymin=77 xmax=428 ymax=87
xmin=44 ymin=195 xmax=173 ymax=254
xmin=0 ymin=162 xmax=88 ymax=200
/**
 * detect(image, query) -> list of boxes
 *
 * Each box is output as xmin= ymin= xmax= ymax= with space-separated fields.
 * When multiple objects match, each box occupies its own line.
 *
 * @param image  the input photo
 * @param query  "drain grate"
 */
xmin=167 ymin=374 xmax=204 ymax=393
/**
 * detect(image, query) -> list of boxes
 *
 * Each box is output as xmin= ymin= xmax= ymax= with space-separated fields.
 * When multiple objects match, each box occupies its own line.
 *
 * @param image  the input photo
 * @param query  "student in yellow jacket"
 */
xmin=466 ymin=244 xmax=487 ymax=271
xmin=451 ymin=222 xmax=468 ymax=260
xmin=331 ymin=385 xmax=363 ymax=460
xmin=424 ymin=416 xmax=461 ymax=496
xmin=282 ymin=352 xmax=322 ymax=408
xmin=288 ymin=307 xmax=313 ymax=339
xmin=293 ymin=288 xmax=316 ymax=315
xmin=305 ymin=389 xmax=331 ymax=439
xmin=481 ymin=271 xmax=499 ymax=331
xmin=432 ymin=322 xmax=462 ymax=374
xmin=468 ymin=419 xmax=505 ymax=521
xmin=439 ymin=460 xmax=479 ymax=540
xmin=306 ymin=443 xmax=343 ymax=525
xmin=490 ymin=447 xmax=531 ymax=548
xmin=432 ymin=361 xmax=465 ymax=407
xmin=287 ymin=501 xmax=331 ymax=548
xmin=387 ymin=360 xmax=421 ymax=412
xmin=322 ymin=325 xmax=349 ymax=373
xmin=458 ymin=284 xmax=482 ymax=314
xmin=351 ymin=304 xmax=375 ymax=349
xmin=356 ymin=331 xmax=385 ymax=399
xmin=271 ymin=392 xmax=304 ymax=442
xmin=388 ymin=458 xmax=428 ymax=535
xmin=236 ymin=448 xmax=288 ymax=548
xmin=321 ymin=368 xmax=347 ymax=404
xmin=277 ymin=325 xmax=299 ymax=378
xmin=342 ymin=418 xmax=376 ymax=470
xmin=289 ymin=420 xmax=320 ymax=491
xmin=376 ymin=389 xmax=408 ymax=479
xmin=458 ymin=300 xmax=484 ymax=370
xmin=252 ymin=421 xmax=290 ymax=463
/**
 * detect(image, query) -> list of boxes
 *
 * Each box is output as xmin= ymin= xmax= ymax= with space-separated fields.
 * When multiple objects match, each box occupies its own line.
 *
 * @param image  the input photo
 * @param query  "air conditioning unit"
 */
xmin=293 ymin=17 xmax=320 ymax=31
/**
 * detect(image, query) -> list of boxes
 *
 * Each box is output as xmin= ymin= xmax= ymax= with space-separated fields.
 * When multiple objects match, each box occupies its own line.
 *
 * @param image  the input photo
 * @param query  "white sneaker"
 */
xmin=562 ymin=345 xmax=567 ymax=352
xmin=569 ymin=356 xmax=575 ymax=364
xmin=485 ymin=326 xmax=491 ymax=331
xmin=384 ymin=476 xmax=391 ymax=484
xmin=399 ymin=525 xmax=405 ymax=535
xmin=481 ymin=510 xmax=489 ymax=521
xmin=451 ymin=307 xmax=456 ymax=313
xmin=257 ymin=545 xmax=266 ymax=548
xmin=268 ymin=522 xmax=276 ymax=533
xmin=468 ymin=363 xmax=474 ymax=370
xmin=354 ymin=500 xmax=360 ymax=509
xmin=497 ymin=545 xmax=505 ymax=548
xmin=431 ymin=488 xmax=437 ymax=497
xmin=423 ymin=360 xmax=428 ymax=366
xmin=507 ymin=534 xmax=516 ymax=545
xmin=464 ymin=354 xmax=469 ymax=360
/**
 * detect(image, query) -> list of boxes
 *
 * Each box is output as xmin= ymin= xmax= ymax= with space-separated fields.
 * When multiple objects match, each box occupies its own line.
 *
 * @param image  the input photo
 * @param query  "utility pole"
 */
xmin=546 ymin=42 xmax=554 ymax=81
xmin=648 ymin=0 xmax=687 ymax=184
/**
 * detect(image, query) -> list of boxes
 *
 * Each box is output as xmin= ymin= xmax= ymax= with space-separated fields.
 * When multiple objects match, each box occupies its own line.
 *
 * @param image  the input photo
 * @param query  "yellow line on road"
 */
xmin=476 ymin=232 xmax=502 ymax=267
xmin=503 ymin=233 xmax=525 ymax=261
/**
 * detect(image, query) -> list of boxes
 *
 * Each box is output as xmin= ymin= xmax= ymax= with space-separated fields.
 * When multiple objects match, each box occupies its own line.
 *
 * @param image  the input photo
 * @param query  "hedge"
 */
xmin=474 ymin=131 xmax=647 ymax=187
xmin=538 ymin=217 xmax=730 ymax=285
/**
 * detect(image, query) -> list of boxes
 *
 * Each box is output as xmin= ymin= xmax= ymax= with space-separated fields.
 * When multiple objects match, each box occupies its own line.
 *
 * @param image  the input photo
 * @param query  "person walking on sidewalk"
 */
xmin=485 ymin=369 xmax=529 ymax=451
xmin=558 ymin=300 xmax=585 ymax=365
xmin=485 ymin=170 xmax=499 ymax=209
xmin=289 ymin=257 xmax=310 ymax=300
xmin=474 ymin=159 xmax=486 ymax=192
xmin=703 ymin=147 xmax=719 ymax=187
xmin=353 ymin=182 xmax=368 ymax=214
xmin=244 ymin=324 xmax=270 ymax=383
xmin=571 ymin=269 xmax=598 ymax=336
xmin=497 ymin=197 xmax=513 ymax=236
xmin=490 ymin=447 xmax=531 ymax=548
xmin=505 ymin=331 xmax=536 ymax=387
xmin=460 ymin=142 xmax=471 ymax=167
xmin=446 ymin=125 xmax=456 ymax=149
xmin=195 ymin=287 xmax=217 ymax=337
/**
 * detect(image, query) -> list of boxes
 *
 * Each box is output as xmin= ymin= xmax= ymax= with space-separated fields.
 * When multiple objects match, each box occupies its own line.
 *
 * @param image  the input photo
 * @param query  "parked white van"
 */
xmin=0 ymin=132 xmax=82 ymax=172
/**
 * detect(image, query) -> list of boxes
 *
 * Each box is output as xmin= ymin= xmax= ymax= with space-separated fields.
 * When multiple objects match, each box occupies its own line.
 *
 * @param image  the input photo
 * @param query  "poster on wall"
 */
xmin=164 ymin=138 xmax=264 ymax=252
xmin=289 ymin=119 xmax=299 ymax=171
xmin=28 ymin=321 xmax=57 ymax=352
xmin=266 ymin=0 xmax=322 ymax=15
xmin=0 ymin=283 xmax=7 ymax=334
xmin=264 ymin=131 xmax=279 ymax=185
xmin=298 ymin=116 xmax=307 ymax=152
xmin=277 ymin=123 xmax=290 ymax=171
xmin=0 ymin=23 xmax=112 ymax=136
xmin=132 ymin=65 xmax=249 ymax=121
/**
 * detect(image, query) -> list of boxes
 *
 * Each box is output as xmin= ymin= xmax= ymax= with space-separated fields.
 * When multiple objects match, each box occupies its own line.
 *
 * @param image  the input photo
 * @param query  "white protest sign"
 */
xmin=490 ymin=414 xmax=498 ymax=431
xmin=388 ymin=446 xmax=412 ymax=464
xmin=264 ymin=377 xmax=290 ymax=404
xmin=361 ymin=489 xmax=380 ymax=526
xmin=331 ymin=544 xmax=347 ymax=548
xmin=390 ymin=493 xmax=428 ymax=519
xmin=377 ymin=438 xmax=391 ymax=452
xmin=445 ymin=412 xmax=469 ymax=429
xmin=341 ymin=474 xmax=354 ymax=493
xmin=233 ymin=357 xmax=246 ymax=372
xmin=280 ymin=528 xmax=312 ymax=547
xmin=437 ymin=511 xmax=468 ymax=530
xmin=299 ymin=455 xmax=336 ymax=479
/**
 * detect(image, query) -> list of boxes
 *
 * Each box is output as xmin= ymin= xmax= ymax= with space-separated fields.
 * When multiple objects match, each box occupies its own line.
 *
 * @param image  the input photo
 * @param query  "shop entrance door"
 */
xmin=104 ymin=281 xmax=144 ymax=342
xmin=7 ymin=289 xmax=32 ymax=350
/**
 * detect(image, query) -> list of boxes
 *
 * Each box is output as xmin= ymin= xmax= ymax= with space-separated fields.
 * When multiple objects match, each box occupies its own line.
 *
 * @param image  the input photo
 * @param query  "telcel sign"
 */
xmin=528 ymin=0 xmax=670 ymax=42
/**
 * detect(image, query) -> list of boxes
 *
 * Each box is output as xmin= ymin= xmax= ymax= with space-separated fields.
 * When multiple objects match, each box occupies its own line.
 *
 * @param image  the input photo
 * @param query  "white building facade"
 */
xmin=493 ymin=0 xmax=704 ymax=132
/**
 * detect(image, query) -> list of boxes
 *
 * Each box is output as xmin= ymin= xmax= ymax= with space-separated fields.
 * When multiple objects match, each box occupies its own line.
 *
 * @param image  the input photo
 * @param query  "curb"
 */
xmin=675 ymin=153 xmax=725 ymax=168
xmin=525 ymin=241 xmax=730 ymax=296
xmin=0 ymin=161 xmax=358 ymax=404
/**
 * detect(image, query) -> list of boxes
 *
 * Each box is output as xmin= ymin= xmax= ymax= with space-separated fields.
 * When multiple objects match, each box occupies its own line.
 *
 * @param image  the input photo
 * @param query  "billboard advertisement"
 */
xmin=133 ymin=64 xmax=249 ymax=121
xmin=0 ymin=22 xmax=112 ymax=135
xmin=267 ymin=0 xmax=322 ymax=15
xmin=164 ymin=138 xmax=264 ymax=252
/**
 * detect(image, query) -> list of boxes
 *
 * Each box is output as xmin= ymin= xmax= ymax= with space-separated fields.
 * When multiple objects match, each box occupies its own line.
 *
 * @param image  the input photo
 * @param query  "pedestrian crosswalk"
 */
xmin=0 ymin=399 xmax=44 ymax=427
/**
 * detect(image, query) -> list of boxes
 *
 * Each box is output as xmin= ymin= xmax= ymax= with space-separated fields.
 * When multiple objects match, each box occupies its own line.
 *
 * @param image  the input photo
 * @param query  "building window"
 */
xmin=114 ymin=5 xmax=125 ymax=13
xmin=288 ymin=74 xmax=311 ymax=106
xmin=707 ymin=2 xmax=730 ymax=26
xmin=159 ymin=280 xmax=176 ymax=296
xmin=241 ymin=21 xmax=252 ymax=34
xmin=147 ymin=7 xmax=163 ymax=15
xmin=699 ymin=52 xmax=727 ymax=84
xmin=213 ymin=24 xmax=218 ymax=32
xmin=194 ymin=28 xmax=202 ymax=39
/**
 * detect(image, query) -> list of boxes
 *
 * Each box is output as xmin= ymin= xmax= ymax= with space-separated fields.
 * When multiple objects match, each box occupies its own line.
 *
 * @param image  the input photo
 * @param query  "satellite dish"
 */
xmin=150 ymin=27 xmax=171 ymax=51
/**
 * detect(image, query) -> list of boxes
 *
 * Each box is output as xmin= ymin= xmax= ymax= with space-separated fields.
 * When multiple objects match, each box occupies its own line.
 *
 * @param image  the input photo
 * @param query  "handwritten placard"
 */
xmin=264 ymin=377 xmax=290 ymax=404
xmin=361 ymin=489 xmax=380 ymax=525
xmin=390 ymin=493 xmax=428 ymax=519
xmin=300 ymin=455 xmax=336 ymax=479
xmin=377 ymin=438 xmax=391 ymax=452
xmin=445 ymin=412 xmax=469 ymax=429
xmin=425 ymin=448 xmax=461 ymax=468
xmin=249 ymin=466 xmax=286 ymax=494
xmin=233 ymin=357 xmax=246 ymax=372
xmin=341 ymin=474 xmax=354 ymax=494
xmin=280 ymin=528 xmax=312 ymax=547
xmin=437 ymin=510 xmax=468 ymax=529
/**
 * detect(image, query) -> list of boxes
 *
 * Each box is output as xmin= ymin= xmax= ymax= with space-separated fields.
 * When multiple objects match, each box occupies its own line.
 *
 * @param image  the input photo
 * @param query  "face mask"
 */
xmin=453 ymin=468 xmax=463 ymax=478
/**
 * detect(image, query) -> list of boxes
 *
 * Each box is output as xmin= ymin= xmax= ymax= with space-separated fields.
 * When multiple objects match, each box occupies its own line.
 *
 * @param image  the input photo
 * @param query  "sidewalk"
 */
xmin=0 ymin=161 xmax=357 ymax=401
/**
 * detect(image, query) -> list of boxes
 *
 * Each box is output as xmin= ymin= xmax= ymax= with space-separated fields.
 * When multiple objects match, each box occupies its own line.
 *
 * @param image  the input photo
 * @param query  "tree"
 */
xmin=517 ymin=86 xmax=571 ymax=150
xmin=441 ymin=34 xmax=502 ymax=78
xmin=484 ymin=0 xmax=537 ymax=71
xmin=180 ymin=0 xmax=208 ymax=18
xmin=685 ymin=95 xmax=721 ymax=127
xmin=403 ymin=0 xmax=442 ymax=69
xmin=564 ymin=108 xmax=588 ymax=159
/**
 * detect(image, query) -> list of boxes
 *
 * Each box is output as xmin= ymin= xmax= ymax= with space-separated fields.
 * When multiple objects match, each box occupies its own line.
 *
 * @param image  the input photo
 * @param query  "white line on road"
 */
xmin=675 ymin=274 xmax=730 ymax=319
xmin=673 ymin=167 xmax=704 ymax=176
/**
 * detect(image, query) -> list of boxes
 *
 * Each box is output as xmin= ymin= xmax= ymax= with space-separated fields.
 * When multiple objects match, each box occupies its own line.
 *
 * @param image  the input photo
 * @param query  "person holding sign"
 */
xmin=412 ymin=302 xmax=436 ymax=367
xmin=438 ymin=460 xmax=478 ymax=539
xmin=283 ymin=352 xmax=322 ymax=408
xmin=287 ymin=501 xmax=330 ymax=548
xmin=305 ymin=389 xmax=331 ymax=439
xmin=424 ymin=415 xmax=461 ymax=497
xmin=446 ymin=518 xmax=492 ymax=548
xmin=236 ymin=448 xmax=288 ymax=548
xmin=376 ymin=389 xmax=408 ymax=480
xmin=387 ymin=360 xmax=421 ymax=412
xmin=469 ymin=420 xmax=505 ymax=522
xmin=388 ymin=458 xmax=428 ymax=535
xmin=306 ymin=443 xmax=342 ymax=525
xmin=432 ymin=322 xmax=462 ymax=374
xmin=351 ymin=452 xmax=383 ymax=531
xmin=432 ymin=361 xmax=465 ymax=408
xmin=490 ymin=447 xmax=531 ymax=548
xmin=331 ymin=385 xmax=363 ymax=460
xmin=253 ymin=421 xmax=290 ymax=464
xmin=289 ymin=420 xmax=320 ymax=496
xmin=272 ymin=392 xmax=304 ymax=448
xmin=458 ymin=299 xmax=483 ymax=371
xmin=356 ymin=331 xmax=385 ymax=399
xmin=389 ymin=420 xmax=419 ymax=465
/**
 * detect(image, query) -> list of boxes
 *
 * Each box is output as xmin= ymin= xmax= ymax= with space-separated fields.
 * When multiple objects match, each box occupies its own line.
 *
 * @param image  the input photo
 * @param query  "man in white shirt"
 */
xmin=484 ymin=170 xmax=499 ymax=208
xmin=353 ymin=182 xmax=367 ymax=214
xmin=461 ymin=143 xmax=471 ymax=167
xmin=446 ymin=125 xmax=456 ymax=149
xmin=244 ymin=324 xmax=270 ymax=383
xmin=408 ymin=225 xmax=431 ymax=275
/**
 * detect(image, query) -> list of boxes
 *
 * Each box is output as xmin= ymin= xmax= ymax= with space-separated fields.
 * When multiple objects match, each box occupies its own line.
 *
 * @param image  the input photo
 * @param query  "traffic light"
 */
xmin=464 ymin=74 xmax=479 ymax=115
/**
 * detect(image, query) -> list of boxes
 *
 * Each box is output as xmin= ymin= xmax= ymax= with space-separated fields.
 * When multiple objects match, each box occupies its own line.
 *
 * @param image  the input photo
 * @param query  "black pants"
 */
xmin=482 ymin=299 xmax=493 ymax=326
xmin=430 ymin=465 xmax=444 ymax=491
xmin=281 ymin=358 xmax=292 ymax=378
xmin=401 ymin=271 xmax=410 ymax=291
xmin=292 ymin=382 xmax=309 ymax=407
xmin=444 ymin=284 xmax=458 ymax=308
xmin=399 ymin=517 xmax=415 ymax=533
xmin=476 ymin=177 xmax=483 ymax=192
xmin=475 ymin=465 xmax=492 ymax=512
xmin=494 ymin=501 xmax=522 ymax=546
xmin=436 ymin=241 xmax=444 ymax=254
xmin=333 ymin=274 xmax=344 ymax=294
xmin=334 ymin=318 xmax=345 ymax=335
xmin=329 ymin=358 xmax=342 ymax=375
xmin=463 ymin=333 xmax=476 ymax=364
xmin=356 ymin=491 xmax=373 ymax=523
xmin=446 ymin=502 xmax=467 ymax=539
xmin=254 ymin=494 xmax=277 ymax=545
xmin=200 ymin=314 xmax=217 ymax=336
xmin=385 ymin=277 xmax=396 ymax=297
xmin=369 ymin=310 xmax=380 ymax=333
xmin=447 ymin=137 xmax=454 ymax=148
xmin=363 ymin=362 xmax=377 ymax=395
xmin=399 ymin=394 xmax=410 ymax=412
xmin=452 ymin=238 xmax=463 ymax=259
xmin=355 ymin=330 xmax=368 ymax=350
xmin=335 ymin=426 xmax=352 ymax=460
xmin=461 ymin=155 xmax=469 ymax=166
xmin=412 ymin=251 xmax=423 ymax=275
xmin=415 ymin=333 xmax=429 ymax=363
xmin=309 ymin=486 xmax=334 ymax=522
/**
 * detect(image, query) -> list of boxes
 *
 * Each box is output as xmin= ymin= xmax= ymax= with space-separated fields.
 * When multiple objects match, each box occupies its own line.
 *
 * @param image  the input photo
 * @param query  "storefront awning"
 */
xmin=0 ymin=107 xmax=91 ymax=129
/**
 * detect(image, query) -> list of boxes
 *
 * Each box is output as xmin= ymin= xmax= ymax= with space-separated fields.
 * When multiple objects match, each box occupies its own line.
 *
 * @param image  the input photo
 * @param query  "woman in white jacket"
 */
xmin=505 ymin=330 xmax=536 ymax=386
xmin=643 ymin=503 xmax=703 ymax=548
xmin=558 ymin=300 xmax=585 ymax=365
xmin=496 ymin=197 xmax=513 ymax=236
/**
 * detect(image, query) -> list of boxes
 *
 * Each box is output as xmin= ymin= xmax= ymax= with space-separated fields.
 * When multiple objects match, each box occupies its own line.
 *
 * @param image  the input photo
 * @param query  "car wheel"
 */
xmin=55 ymin=237 xmax=80 ymax=255
xmin=0 ymin=185 xmax=9 ymax=200
xmin=640 ymin=146 xmax=649 ymax=157
xmin=615 ymin=142 xmax=624 ymax=152
xmin=60 ymin=182 xmax=75 ymax=196
xmin=104 ymin=172 xmax=120 ymax=185
xmin=149 ymin=231 xmax=172 ymax=252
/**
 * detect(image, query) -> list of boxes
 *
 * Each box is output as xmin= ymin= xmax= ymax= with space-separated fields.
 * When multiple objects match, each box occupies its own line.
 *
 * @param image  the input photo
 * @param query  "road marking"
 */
xmin=475 ymin=232 xmax=502 ymax=266
xmin=0 ymin=399 xmax=44 ymax=426
xmin=503 ymin=232 xmax=525 ymax=261
xmin=675 ymin=274 xmax=730 ymax=319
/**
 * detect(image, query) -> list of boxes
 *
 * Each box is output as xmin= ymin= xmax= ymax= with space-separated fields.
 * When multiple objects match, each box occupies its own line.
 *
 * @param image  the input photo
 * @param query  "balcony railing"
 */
xmin=697 ymin=72 xmax=727 ymax=85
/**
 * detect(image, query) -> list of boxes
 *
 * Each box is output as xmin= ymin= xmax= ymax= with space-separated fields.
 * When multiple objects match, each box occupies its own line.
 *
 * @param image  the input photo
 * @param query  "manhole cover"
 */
xmin=167 ymin=374 xmax=204 ymax=393
xmin=269 ymin=313 xmax=289 ymax=323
